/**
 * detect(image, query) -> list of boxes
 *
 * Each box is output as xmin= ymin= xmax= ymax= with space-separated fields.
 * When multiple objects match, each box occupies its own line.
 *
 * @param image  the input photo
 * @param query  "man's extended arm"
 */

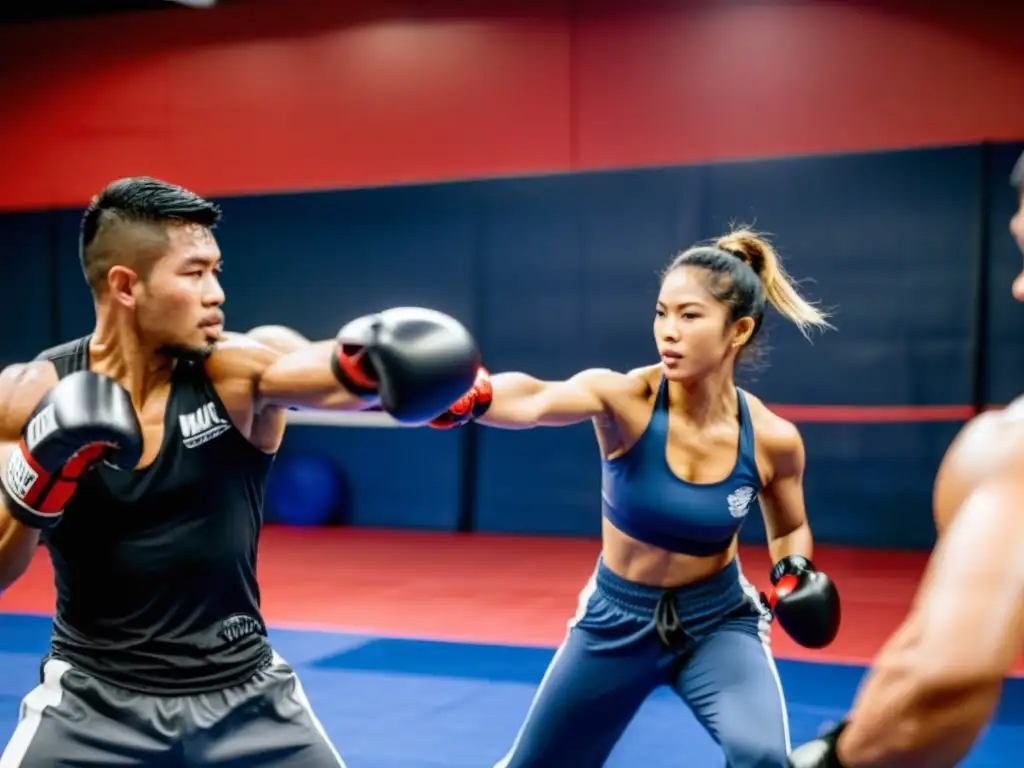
xmin=252 ymin=308 xmax=481 ymax=424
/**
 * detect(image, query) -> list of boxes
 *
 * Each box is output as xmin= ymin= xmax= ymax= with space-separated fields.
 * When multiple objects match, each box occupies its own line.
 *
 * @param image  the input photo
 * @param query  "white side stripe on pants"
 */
xmin=0 ymin=659 xmax=71 ymax=768
xmin=736 ymin=557 xmax=791 ymax=753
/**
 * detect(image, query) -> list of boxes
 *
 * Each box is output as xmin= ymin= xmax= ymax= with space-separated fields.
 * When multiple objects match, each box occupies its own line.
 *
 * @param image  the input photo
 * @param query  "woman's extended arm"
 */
xmin=477 ymin=368 xmax=636 ymax=429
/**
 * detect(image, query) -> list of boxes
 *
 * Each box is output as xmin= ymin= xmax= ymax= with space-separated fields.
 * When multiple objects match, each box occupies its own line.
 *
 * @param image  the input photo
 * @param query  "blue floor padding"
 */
xmin=0 ymin=613 xmax=1018 ymax=766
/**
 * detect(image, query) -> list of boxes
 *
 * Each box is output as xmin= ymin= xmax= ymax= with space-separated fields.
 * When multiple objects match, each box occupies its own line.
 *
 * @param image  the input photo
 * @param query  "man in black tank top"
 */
xmin=0 ymin=177 xmax=484 ymax=766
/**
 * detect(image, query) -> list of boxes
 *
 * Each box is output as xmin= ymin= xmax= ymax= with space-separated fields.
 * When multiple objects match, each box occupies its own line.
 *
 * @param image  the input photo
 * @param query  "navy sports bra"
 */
xmin=601 ymin=378 xmax=762 ymax=556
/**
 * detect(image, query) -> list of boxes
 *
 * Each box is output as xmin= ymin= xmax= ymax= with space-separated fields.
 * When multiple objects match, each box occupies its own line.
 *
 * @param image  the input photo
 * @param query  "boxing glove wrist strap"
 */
xmin=794 ymin=720 xmax=849 ymax=768
xmin=770 ymin=553 xmax=814 ymax=584
xmin=819 ymin=720 xmax=850 ymax=768
xmin=331 ymin=346 xmax=378 ymax=399
xmin=0 ymin=451 xmax=62 ymax=529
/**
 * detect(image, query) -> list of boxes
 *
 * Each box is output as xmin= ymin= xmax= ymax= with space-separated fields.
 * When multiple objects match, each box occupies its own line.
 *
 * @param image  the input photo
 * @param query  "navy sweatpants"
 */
xmin=496 ymin=557 xmax=790 ymax=768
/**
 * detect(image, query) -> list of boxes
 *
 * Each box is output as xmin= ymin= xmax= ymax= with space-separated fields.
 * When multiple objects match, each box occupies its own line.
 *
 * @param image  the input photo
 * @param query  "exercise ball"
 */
xmin=266 ymin=455 xmax=346 ymax=527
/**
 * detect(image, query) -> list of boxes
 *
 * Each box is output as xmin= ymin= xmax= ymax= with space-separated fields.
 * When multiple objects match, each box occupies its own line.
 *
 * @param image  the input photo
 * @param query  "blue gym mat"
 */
xmin=0 ymin=613 xmax=1018 ymax=766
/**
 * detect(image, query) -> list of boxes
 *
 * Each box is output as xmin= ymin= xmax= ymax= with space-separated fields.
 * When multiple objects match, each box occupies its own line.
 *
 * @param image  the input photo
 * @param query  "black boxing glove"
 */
xmin=765 ymin=554 xmax=841 ymax=649
xmin=0 ymin=371 xmax=143 ymax=529
xmin=331 ymin=307 xmax=482 ymax=424
xmin=429 ymin=367 xmax=493 ymax=429
xmin=788 ymin=720 xmax=849 ymax=767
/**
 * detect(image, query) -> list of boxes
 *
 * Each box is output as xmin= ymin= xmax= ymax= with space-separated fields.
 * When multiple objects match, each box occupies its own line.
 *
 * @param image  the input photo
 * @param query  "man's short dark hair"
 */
xmin=80 ymin=176 xmax=222 ymax=296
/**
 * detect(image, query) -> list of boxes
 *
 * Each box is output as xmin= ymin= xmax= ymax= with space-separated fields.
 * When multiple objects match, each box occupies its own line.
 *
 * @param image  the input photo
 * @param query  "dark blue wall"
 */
xmin=3 ymin=142 xmax=1021 ymax=549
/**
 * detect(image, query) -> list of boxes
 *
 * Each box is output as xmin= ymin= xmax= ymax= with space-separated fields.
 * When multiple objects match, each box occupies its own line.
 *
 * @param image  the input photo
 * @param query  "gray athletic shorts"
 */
xmin=0 ymin=652 xmax=346 ymax=767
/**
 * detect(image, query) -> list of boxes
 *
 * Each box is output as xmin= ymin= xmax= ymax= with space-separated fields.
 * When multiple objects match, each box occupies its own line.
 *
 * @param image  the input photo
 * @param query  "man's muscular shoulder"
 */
xmin=205 ymin=336 xmax=291 ymax=452
xmin=208 ymin=328 xmax=310 ymax=382
xmin=933 ymin=402 xmax=1024 ymax=533
xmin=0 ymin=361 xmax=58 ymax=439
xmin=205 ymin=335 xmax=279 ymax=388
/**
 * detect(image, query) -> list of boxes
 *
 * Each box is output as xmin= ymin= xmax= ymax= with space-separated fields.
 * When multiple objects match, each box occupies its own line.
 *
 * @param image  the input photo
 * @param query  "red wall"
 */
xmin=1 ymin=0 xmax=1023 ymax=210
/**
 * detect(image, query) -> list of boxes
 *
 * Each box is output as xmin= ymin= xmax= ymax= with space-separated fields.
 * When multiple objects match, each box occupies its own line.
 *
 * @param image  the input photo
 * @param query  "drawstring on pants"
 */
xmin=654 ymin=591 xmax=687 ymax=651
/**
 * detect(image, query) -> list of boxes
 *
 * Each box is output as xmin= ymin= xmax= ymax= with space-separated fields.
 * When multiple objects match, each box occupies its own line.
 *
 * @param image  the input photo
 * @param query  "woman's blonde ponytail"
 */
xmin=715 ymin=228 xmax=833 ymax=338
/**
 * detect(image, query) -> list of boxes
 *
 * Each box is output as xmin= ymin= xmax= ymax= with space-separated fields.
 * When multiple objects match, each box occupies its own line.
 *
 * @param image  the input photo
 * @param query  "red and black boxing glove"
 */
xmin=764 ymin=554 xmax=841 ymax=649
xmin=1 ymin=371 xmax=143 ymax=529
xmin=331 ymin=308 xmax=482 ymax=424
xmin=428 ymin=367 xmax=493 ymax=429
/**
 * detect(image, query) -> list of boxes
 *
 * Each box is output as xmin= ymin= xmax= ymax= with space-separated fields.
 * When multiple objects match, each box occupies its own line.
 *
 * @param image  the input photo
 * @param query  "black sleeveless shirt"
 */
xmin=34 ymin=336 xmax=276 ymax=695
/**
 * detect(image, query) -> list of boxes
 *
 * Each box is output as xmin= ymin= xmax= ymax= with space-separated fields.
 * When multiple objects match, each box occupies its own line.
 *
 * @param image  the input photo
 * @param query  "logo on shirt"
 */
xmin=727 ymin=486 xmax=757 ymax=518
xmin=217 ymin=614 xmax=263 ymax=645
xmin=178 ymin=402 xmax=231 ymax=449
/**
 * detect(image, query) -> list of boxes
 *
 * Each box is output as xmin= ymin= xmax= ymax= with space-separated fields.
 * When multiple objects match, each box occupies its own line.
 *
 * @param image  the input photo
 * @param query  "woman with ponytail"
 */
xmin=431 ymin=229 xmax=839 ymax=768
